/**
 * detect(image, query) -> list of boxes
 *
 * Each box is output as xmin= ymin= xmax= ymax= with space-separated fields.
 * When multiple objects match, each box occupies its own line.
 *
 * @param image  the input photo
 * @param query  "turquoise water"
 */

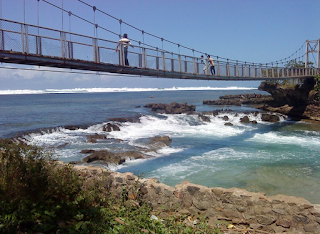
xmin=1 ymin=88 xmax=320 ymax=203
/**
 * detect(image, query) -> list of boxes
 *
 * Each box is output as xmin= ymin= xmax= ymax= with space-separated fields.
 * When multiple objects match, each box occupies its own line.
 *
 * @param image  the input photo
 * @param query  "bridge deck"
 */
xmin=0 ymin=18 xmax=319 ymax=81
xmin=0 ymin=51 xmax=275 ymax=81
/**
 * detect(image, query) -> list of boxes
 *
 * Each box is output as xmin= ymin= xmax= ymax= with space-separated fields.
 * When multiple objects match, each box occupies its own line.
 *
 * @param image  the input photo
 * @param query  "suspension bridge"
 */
xmin=0 ymin=0 xmax=319 ymax=81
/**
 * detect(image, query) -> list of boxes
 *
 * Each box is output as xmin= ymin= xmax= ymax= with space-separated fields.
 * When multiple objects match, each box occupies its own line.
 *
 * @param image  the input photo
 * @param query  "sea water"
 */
xmin=1 ymin=87 xmax=320 ymax=203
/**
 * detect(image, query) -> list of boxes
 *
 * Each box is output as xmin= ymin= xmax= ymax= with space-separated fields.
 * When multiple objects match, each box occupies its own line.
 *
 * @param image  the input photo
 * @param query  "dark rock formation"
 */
xmin=82 ymin=135 xmax=172 ymax=166
xmin=261 ymin=113 xmax=280 ymax=122
xmin=259 ymin=78 xmax=320 ymax=121
xmin=150 ymin=136 xmax=172 ymax=146
xmin=144 ymin=102 xmax=195 ymax=114
xmin=103 ymin=123 xmax=121 ymax=132
xmin=240 ymin=116 xmax=258 ymax=124
xmin=203 ymin=94 xmax=273 ymax=106
xmin=198 ymin=114 xmax=211 ymax=122
xmin=108 ymin=116 xmax=141 ymax=123
xmin=240 ymin=116 xmax=250 ymax=123
xmin=86 ymin=134 xmax=107 ymax=143
xmin=83 ymin=150 xmax=125 ymax=165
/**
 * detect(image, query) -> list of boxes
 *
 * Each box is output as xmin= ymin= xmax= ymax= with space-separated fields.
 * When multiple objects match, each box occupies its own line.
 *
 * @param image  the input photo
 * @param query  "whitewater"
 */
xmin=1 ymin=87 xmax=320 ymax=203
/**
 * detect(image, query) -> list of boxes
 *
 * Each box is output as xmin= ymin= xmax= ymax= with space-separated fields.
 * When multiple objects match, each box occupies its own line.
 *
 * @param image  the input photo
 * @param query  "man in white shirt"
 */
xmin=116 ymin=33 xmax=134 ymax=66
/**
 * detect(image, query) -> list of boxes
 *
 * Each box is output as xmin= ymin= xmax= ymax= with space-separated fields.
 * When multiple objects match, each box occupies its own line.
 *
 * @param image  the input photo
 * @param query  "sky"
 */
xmin=0 ymin=0 xmax=319 ymax=90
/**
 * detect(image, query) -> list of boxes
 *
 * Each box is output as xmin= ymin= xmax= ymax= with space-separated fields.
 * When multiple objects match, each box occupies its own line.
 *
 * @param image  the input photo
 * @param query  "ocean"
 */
xmin=1 ymin=87 xmax=320 ymax=204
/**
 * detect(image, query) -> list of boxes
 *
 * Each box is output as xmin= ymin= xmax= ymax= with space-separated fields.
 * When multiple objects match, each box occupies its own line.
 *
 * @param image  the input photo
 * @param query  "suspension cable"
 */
xmin=40 ymin=0 xmax=307 ymax=67
xmin=61 ymin=0 xmax=64 ymax=31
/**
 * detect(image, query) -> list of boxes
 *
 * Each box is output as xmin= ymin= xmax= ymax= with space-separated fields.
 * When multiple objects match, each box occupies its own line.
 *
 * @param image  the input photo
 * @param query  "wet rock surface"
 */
xmin=80 ymin=135 xmax=172 ymax=166
xmin=144 ymin=102 xmax=196 ymax=114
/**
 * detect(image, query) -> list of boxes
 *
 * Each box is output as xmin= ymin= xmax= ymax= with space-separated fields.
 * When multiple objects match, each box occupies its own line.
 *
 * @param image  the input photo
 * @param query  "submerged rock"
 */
xmin=103 ymin=123 xmax=121 ymax=132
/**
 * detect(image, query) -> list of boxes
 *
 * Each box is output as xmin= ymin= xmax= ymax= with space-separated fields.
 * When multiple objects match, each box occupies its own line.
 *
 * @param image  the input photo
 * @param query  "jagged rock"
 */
xmin=71 ymin=165 xmax=320 ymax=234
xmin=103 ymin=123 xmax=121 ymax=132
xmin=86 ymin=134 xmax=107 ymax=143
xmin=108 ymin=116 xmax=141 ymax=123
xmin=144 ymin=102 xmax=195 ymax=114
xmin=198 ymin=114 xmax=211 ymax=122
xmin=82 ymin=150 xmax=125 ymax=165
xmin=240 ymin=116 xmax=250 ymax=123
xmin=150 ymin=136 xmax=172 ymax=146
xmin=261 ymin=113 xmax=280 ymax=122
xmin=258 ymin=79 xmax=320 ymax=121
xmin=203 ymin=94 xmax=273 ymax=106
xmin=117 ymin=151 xmax=145 ymax=160
xmin=224 ymin=122 xmax=233 ymax=126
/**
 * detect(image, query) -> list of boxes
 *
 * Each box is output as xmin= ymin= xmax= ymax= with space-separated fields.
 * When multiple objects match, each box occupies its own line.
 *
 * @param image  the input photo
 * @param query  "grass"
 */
xmin=0 ymin=139 xmax=221 ymax=233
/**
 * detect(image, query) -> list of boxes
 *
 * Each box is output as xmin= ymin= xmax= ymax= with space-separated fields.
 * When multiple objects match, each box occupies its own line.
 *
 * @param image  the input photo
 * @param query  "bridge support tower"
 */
xmin=305 ymin=39 xmax=320 ymax=69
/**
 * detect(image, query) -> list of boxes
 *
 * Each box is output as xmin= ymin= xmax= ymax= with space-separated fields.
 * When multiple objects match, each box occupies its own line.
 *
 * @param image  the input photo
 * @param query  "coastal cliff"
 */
xmin=258 ymin=77 xmax=320 ymax=121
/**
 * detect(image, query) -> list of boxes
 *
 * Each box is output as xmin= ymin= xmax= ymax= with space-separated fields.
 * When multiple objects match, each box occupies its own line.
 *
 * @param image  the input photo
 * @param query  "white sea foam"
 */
xmin=0 ymin=86 xmax=257 ymax=95
xmin=108 ymin=114 xmax=245 ymax=141
xmin=247 ymin=132 xmax=320 ymax=148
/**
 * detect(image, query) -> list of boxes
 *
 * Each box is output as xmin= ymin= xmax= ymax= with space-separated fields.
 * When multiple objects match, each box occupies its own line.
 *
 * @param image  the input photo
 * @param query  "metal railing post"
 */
xmin=24 ymin=25 xmax=29 ymax=54
xmin=178 ymin=55 xmax=182 ymax=73
xmin=171 ymin=54 xmax=174 ymax=72
xmin=184 ymin=60 xmax=187 ymax=73
xmin=143 ymin=48 xmax=147 ymax=68
xmin=217 ymin=61 xmax=220 ymax=76
xmin=93 ymin=38 xmax=99 ymax=63
xmin=244 ymin=62 xmax=248 ymax=77
xmin=68 ymin=41 xmax=73 ymax=59
xmin=265 ymin=66 xmax=268 ymax=78
xmin=0 ymin=29 xmax=4 ymax=51
xmin=156 ymin=56 xmax=159 ymax=70
xmin=226 ymin=61 xmax=230 ymax=76
xmin=21 ymin=24 xmax=25 ymax=53
xmin=162 ymin=51 xmax=166 ymax=71
xmin=36 ymin=36 xmax=42 ymax=55
xmin=60 ymin=32 xmax=67 ymax=59
xmin=236 ymin=61 xmax=239 ymax=77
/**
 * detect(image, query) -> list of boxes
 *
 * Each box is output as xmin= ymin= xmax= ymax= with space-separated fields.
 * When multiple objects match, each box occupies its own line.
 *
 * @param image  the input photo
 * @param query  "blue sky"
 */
xmin=0 ymin=0 xmax=319 ymax=90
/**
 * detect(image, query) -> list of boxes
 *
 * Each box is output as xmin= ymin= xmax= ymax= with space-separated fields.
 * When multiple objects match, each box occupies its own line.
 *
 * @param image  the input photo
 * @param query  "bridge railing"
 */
xmin=1 ymin=18 xmax=319 ymax=79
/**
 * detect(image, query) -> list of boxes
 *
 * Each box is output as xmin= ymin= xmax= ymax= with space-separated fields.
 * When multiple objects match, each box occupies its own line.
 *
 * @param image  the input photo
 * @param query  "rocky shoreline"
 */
xmin=73 ymin=164 xmax=320 ymax=233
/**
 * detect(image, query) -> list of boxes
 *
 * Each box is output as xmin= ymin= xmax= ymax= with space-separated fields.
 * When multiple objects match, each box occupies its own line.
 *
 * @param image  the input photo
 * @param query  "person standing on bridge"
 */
xmin=201 ymin=55 xmax=208 ymax=75
xmin=116 ymin=33 xmax=134 ymax=66
xmin=207 ymin=55 xmax=215 ymax=75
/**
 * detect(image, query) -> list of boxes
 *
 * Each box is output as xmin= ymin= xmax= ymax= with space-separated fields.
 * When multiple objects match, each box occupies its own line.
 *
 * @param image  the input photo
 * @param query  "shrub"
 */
xmin=0 ymin=139 xmax=217 ymax=233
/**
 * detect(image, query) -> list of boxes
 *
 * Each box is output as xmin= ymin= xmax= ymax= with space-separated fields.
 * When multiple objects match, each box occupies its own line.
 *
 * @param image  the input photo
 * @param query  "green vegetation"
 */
xmin=285 ymin=59 xmax=314 ymax=68
xmin=315 ymin=74 xmax=320 ymax=100
xmin=0 ymin=139 xmax=219 ymax=233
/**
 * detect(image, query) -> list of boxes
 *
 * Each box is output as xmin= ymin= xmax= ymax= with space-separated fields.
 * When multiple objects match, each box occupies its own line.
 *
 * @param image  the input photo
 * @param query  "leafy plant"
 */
xmin=0 ymin=139 xmax=218 ymax=233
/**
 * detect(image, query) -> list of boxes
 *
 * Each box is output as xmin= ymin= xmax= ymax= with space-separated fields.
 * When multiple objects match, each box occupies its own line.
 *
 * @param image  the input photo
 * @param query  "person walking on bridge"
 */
xmin=201 ymin=55 xmax=207 ymax=75
xmin=207 ymin=55 xmax=215 ymax=75
xmin=116 ymin=33 xmax=134 ymax=66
